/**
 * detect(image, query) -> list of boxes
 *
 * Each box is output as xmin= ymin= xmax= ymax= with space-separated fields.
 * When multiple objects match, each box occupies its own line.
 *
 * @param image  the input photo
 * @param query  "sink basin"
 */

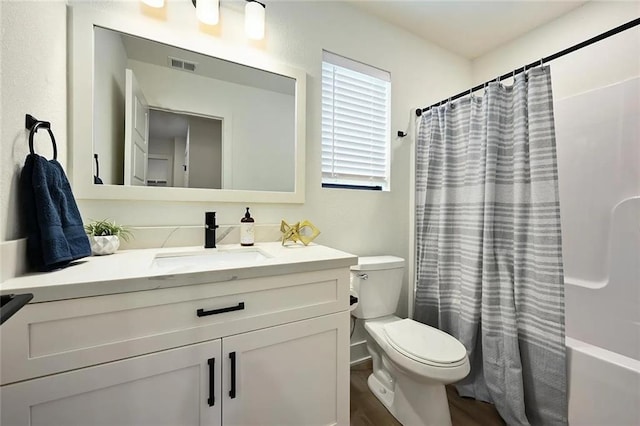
xmin=152 ymin=247 xmax=271 ymax=272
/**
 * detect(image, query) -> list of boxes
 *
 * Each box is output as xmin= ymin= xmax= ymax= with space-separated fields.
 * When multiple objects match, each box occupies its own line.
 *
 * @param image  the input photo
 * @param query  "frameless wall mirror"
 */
xmin=70 ymin=6 xmax=306 ymax=203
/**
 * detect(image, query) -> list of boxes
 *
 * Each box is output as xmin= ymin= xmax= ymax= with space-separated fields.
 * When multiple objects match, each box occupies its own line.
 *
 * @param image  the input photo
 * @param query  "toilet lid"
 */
xmin=383 ymin=319 xmax=467 ymax=365
xmin=351 ymin=256 xmax=405 ymax=271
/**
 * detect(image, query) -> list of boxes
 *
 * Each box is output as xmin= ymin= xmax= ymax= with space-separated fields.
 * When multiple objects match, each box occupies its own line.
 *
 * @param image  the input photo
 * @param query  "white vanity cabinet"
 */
xmin=222 ymin=312 xmax=347 ymax=426
xmin=1 ymin=339 xmax=223 ymax=426
xmin=0 ymin=252 xmax=354 ymax=426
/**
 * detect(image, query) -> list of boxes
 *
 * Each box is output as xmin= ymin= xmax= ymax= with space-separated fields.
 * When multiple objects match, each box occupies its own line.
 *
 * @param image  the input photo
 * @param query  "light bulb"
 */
xmin=196 ymin=0 xmax=220 ymax=25
xmin=245 ymin=1 xmax=265 ymax=40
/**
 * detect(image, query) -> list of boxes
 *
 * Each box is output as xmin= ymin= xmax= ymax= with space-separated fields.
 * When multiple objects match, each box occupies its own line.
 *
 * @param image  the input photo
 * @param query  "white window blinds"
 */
xmin=321 ymin=51 xmax=391 ymax=190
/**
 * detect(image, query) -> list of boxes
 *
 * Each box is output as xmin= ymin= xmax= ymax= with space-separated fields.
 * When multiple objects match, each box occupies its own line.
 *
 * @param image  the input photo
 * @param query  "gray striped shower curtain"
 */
xmin=414 ymin=67 xmax=567 ymax=425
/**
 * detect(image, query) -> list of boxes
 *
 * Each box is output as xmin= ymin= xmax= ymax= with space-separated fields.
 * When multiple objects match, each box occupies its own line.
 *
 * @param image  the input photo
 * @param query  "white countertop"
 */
xmin=0 ymin=243 xmax=357 ymax=303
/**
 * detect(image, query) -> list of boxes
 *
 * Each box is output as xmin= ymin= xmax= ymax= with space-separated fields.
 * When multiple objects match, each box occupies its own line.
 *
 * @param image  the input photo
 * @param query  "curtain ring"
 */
xmin=540 ymin=58 xmax=544 ymax=68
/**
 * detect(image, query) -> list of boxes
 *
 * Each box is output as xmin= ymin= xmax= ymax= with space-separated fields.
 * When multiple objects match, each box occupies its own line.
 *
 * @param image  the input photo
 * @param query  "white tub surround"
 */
xmin=553 ymin=77 xmax=640 ymax=425
xmin=0 ymin=243 xmax=355 ymax=426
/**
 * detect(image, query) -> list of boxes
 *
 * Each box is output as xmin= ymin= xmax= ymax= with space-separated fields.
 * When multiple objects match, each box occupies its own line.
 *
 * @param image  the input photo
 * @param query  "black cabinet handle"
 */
xmin=197 ymin=302 xmax=245 ymax=317
xmin=229 ymin=351 xmax=237 ymax=399
xmin=207 ymin=357 xmax=215 ymax=407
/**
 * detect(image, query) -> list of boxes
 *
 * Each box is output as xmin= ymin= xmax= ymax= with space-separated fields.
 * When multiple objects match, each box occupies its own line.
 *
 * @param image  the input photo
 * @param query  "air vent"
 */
xmin=168 ymin=56 xmax=197 ymax=72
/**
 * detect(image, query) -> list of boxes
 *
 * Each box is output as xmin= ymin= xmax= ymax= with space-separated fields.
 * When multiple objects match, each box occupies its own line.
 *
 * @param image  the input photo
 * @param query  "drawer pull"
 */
xmin=197 ymin=302 xmax=245 ymax=317
xmin=229 ymin=351 xmax=237 ymax=399
xmin=207 ymin=357 xmax=215 ymax=406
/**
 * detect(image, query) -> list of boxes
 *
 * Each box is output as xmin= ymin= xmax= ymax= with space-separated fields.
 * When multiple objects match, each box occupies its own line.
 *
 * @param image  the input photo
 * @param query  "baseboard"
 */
xmin=350 ymin=356 xmax=372 ymax=367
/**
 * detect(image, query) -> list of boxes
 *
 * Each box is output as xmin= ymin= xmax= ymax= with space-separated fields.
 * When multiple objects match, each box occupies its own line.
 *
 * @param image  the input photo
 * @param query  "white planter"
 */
xmin=89 ymin=235 xmax=120 ymax=256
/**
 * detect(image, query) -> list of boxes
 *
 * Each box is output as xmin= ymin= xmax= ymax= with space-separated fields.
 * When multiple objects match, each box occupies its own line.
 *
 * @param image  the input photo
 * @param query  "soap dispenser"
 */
xmin=240 ymin=207 xmax=255 ymax=246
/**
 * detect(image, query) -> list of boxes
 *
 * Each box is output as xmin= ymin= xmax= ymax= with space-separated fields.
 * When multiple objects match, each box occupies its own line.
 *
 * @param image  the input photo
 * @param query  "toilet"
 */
xmin=351 ymin=256 xmax=470 ymax=426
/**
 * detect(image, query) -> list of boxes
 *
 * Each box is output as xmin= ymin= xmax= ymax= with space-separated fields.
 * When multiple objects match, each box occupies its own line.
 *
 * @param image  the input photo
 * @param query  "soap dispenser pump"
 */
xmin=240 ymin=207 xmax=255 ymax=247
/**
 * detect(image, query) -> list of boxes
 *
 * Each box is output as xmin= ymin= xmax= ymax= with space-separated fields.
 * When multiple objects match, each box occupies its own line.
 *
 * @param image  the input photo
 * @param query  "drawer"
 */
xmin=1 ymin=268 xmax=349 ymax=385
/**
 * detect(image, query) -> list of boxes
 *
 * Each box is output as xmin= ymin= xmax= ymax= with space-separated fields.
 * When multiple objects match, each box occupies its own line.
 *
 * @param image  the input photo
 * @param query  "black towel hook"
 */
xmin=26 ymin=114 xmax=57 ymax=160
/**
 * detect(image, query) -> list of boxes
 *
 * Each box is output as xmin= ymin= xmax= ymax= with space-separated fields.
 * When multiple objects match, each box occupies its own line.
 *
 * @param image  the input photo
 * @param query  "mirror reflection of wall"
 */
xmin=147 ymin=110 xmax=223 ymax=189
xmin=93 ymin=26 xmax=296 ymax=192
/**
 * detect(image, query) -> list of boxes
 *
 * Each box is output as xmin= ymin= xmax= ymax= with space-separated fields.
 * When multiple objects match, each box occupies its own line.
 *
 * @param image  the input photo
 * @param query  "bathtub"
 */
xmin=567 ymin=337 xmax=640 ymax=425
xmin=564 ymin=197 xmax=639 ymax=426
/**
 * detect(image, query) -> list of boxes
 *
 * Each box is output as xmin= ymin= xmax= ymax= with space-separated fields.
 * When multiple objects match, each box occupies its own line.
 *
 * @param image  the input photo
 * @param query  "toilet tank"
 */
xmin=351 ymin=256 xmax=405 ymax=319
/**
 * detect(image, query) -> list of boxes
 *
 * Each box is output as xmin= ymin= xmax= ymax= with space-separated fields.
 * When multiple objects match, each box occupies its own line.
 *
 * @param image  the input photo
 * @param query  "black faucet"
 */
xmin=205 ymin=211 xmax=219 ymax=248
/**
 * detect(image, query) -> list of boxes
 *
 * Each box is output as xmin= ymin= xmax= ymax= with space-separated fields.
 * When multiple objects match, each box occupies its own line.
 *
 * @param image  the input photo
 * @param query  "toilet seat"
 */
xmin=383 ymin=319 xmax=467 ymax=367
xmin=365 ymin=316 xmax=471 ymax=384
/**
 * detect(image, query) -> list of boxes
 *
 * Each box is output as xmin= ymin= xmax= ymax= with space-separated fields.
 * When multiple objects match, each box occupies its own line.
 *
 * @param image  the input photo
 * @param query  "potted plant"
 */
xmin=85 ymin=219 xmax=133 ymax=255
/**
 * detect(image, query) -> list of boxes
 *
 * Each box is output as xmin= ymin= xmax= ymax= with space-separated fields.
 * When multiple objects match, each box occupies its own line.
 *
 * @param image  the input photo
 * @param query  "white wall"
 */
xmin=0 ymin=1 xmax=67 ymax=244
xmin=94 ymin=28 xmax=127 ymax=185
xmin=1 ymin=0 xmax=5 ymax=248
xmin=128 ymin=59 xmax=295 ymax=192
xmin=1 ymin=1 xmax=472 ymax=312
xmin=173 ymin=136 xmax=186 ymax=188
xmin=149 ymin=136 xmax=175 ymax=157
xmin=188 ymin=116 xmax=222 ymax=189
xmin=472 ymin=1 xmax=640 ymax=100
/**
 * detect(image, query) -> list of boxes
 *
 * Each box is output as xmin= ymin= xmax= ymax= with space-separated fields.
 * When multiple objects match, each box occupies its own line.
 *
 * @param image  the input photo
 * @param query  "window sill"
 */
xmin=322 ymin=183 xmax=383 ymax=191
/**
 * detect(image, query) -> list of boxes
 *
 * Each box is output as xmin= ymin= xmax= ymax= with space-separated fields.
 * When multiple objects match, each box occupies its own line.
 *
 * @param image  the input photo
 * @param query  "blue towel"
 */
xmin=20 ymin=154 xmax=91 ymax=271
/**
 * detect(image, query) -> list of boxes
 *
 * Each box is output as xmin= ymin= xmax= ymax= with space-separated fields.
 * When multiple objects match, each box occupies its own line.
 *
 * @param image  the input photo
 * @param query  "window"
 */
xmin=321 ymin=51 xmax=391 ymax=190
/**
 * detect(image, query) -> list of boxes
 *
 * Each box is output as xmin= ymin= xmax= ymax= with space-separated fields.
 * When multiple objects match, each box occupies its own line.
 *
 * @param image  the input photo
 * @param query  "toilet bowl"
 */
xmin=351 ymin=256 xmax=470 ymax=426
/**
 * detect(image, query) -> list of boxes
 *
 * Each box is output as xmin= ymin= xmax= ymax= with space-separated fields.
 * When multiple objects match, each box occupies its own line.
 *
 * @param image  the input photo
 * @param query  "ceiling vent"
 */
xmin=168 ymin=56 xmax=197 ymax=72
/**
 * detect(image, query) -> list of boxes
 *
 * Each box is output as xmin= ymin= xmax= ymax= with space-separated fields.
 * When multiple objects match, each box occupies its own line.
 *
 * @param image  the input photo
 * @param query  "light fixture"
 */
xmin=245 ymin=0 xmax=266 ymax=40
xmin=143 ymin=0 xmax=267 ymax=39
xmin=193 ymin=0 xmax=220 ymax=25
xmin=141 ymin=0 xmax=164 ymax=8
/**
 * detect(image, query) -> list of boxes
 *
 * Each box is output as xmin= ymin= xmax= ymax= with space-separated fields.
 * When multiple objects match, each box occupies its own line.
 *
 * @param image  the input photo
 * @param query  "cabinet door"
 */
xmin=1 ymin=340 xmax=222 ymax=426
xmin=222 ymin=311 xmax=350 ymax=426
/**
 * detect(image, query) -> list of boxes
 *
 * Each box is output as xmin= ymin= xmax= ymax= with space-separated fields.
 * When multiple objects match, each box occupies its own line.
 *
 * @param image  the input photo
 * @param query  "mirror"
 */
xmin=70 ymin=6 xmax=306 ymax=203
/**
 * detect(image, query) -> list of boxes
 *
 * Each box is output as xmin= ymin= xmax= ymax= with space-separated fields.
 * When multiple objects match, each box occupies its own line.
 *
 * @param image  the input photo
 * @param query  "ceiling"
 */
xmin=347 ymin=1 xmax=589 ymax=59
xmin=111 ymin=28 xmax=295 ymax=95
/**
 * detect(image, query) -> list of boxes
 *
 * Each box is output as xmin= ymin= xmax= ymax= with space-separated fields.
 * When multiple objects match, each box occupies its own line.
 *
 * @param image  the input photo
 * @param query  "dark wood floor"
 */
xmin=350 ymin=361 xmax=504 ymax=426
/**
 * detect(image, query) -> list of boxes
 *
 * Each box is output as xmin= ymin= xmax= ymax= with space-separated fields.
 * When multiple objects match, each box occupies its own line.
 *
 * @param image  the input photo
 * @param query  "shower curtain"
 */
xmin=414 ymin=67 xmax=567 ymax=425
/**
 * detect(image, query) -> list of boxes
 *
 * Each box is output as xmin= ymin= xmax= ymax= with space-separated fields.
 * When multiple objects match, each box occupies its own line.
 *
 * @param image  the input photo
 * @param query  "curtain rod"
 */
xmin=416 ymin=17 xmax=640 ymax=116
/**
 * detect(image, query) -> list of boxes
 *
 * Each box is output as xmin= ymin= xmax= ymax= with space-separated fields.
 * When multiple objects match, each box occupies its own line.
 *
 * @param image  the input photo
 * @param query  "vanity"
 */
xmin=0 ymin=243 xmax=356 ymax=425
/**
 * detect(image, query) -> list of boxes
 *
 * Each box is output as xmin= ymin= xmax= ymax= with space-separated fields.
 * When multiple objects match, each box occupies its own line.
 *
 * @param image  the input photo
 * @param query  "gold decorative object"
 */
xmin=280 ymin=219 xmax=321 ymax=246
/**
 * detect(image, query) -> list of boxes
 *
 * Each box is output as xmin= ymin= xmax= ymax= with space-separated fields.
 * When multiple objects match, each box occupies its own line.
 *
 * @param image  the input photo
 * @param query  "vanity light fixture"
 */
xmin=193 ymin=0 xmax=220 ymax=25
xmin=245 ymin=0 xmax=266 ymax=40
xmin=141 ymin=0 xmax=164 ymax=8
xmin=186 ymin=0 xmax=266 ymax=39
